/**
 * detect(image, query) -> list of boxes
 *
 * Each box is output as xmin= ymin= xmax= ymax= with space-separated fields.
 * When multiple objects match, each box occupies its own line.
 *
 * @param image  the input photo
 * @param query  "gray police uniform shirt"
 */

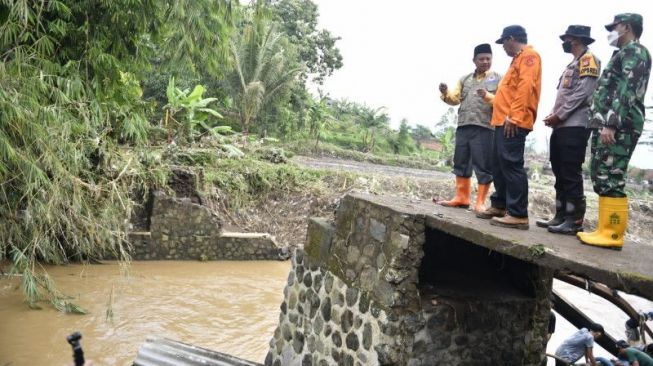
xmin=555 ymin=328 xmax=594 ymax=362
xmin=551 ymin=50 xmax=601 ymax=129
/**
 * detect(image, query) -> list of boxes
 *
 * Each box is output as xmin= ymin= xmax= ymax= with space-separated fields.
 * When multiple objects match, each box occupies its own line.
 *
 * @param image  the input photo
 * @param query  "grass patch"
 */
xmin=204 ymin=157 xmax=335 ymax=209
xmin=528 ymin=244 xmax=547 ymax=259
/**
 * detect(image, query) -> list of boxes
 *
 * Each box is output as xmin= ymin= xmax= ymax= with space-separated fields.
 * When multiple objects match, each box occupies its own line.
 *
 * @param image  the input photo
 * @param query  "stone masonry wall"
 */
xmin=129 ymin=191 xmax=287 ymax=260
xmin=266 ymin=249 xmax=394 ymax=366
xmin=148 ymin=191 xmax=222 ymax=259
xmin=266 ymin=194 xmax=428 ymax=365
xmin=412 ymin=226 xmax=553 ymax=365
xmin=265 ymin=194 xmax=552 ymax=365
xmin=410 ymin=294 xmax=548 ymax=365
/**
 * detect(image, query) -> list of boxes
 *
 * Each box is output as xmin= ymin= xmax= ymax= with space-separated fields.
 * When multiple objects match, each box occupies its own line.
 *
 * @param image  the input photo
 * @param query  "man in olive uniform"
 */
xmin=537 ymin=25 xmax=600 ymax=235
xmin=577 ymin=13 xmax=651 ymax=250
xmin=436 ymin=44 xmax=501 ymax=213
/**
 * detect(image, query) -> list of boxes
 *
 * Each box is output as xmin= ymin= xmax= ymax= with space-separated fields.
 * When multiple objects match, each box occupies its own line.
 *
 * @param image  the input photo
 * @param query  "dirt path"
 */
xmin=293 ymin=156 xmax=450 ymax=180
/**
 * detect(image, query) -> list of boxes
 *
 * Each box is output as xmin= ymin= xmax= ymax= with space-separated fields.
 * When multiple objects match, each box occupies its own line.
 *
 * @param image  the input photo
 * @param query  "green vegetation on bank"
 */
xmin=0 ymin=0 xmax=458 ymax=310
xmin=0 ymin=0 xmax=235 ymax=309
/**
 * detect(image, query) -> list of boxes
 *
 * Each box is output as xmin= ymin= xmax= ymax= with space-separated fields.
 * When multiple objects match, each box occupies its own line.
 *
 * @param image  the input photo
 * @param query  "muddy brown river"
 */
xmin=0 ymin=261 xmax=290 ymax=366
xmin=2 ymin=261 xmax=652 ymax=366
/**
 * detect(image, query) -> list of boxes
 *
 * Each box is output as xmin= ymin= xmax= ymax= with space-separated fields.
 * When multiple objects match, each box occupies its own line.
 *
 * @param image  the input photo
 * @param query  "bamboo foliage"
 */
xmin=163 ymin=0 xmax=233 ymax=77
xmin=0 ymin=57 xmax=138 ymax=309
xmin=0 ymin=0 xmax=230 ymax=310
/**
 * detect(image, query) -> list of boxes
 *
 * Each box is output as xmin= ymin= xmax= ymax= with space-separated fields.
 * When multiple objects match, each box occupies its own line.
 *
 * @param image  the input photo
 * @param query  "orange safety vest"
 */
xmin=491 ymin=45 xmax=542 ymax=130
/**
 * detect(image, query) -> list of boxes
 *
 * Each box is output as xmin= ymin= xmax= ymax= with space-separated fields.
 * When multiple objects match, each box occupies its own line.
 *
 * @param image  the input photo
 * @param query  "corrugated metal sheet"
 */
xmin=133 ymin=336 xmax=264 ymax=366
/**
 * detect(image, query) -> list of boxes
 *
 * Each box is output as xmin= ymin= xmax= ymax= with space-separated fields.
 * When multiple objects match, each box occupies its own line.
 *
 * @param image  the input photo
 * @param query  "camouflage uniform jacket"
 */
xmin=590 ymin=39 xmax=652 ymax=134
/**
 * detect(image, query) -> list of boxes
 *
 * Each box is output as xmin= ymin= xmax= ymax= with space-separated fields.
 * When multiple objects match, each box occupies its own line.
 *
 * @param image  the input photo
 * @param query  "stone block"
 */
xmin=369 ymin=218 xmax=386 ymax=242
xmin=345 ymin=332 xmax=359 ymax=351
xmin=305 ymin=218 xmax=334 ymax=266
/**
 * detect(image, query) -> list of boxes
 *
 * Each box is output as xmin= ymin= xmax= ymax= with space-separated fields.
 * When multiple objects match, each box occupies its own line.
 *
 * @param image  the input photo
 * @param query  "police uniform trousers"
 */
xmin=590 ymin=128 xmax=640 ymax=197
xmin=490 ymin=125 xmax=530 ymax=218
xmin=452 ymin=125 xmax=494 ymax=184
xmin=549 ymin=126 xmax=590 ymax=200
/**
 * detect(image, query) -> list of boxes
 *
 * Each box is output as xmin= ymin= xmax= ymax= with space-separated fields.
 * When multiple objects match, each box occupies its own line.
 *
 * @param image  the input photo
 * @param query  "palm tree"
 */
xmin=228 ymin=5 xmax=302 ymax=135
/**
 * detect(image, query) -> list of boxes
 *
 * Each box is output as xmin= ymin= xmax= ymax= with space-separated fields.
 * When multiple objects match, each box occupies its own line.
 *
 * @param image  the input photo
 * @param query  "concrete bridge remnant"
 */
xmin=265 ymin=193 xmax=573 ymax=365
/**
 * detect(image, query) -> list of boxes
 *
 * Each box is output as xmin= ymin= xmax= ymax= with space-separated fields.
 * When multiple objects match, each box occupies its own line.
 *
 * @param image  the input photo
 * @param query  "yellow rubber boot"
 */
xmin=576 ymin=196 xmax=619 ymax=242
xmin=473 ymin=183 xmax=491 ymax=213
xmin=577 ymin=196 xmax=628 ymax=250
xmin=577 ymin=196 xmax=609 ymax=241
xmin=436 ymin=176 xmax=471 ymax=208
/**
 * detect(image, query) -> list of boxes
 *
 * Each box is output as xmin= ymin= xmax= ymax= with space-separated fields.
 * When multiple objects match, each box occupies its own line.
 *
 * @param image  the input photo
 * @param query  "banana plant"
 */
xmin=438 ymin=127 xmax=456 ymax=166
xmin=164 ymin=77 xmax=228 ymax=144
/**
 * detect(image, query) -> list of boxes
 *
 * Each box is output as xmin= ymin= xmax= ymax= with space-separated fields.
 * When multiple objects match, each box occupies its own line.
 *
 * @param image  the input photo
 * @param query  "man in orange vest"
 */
xmin=476 ymin=25 xmax=542 ymax=230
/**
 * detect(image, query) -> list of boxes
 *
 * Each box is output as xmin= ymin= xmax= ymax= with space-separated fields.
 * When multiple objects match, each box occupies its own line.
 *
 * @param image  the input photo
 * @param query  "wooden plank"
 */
xmin=557 ymin=273 xmax=653 ymax=340
xmin=552 ymin=290 xmax=619 ymax=357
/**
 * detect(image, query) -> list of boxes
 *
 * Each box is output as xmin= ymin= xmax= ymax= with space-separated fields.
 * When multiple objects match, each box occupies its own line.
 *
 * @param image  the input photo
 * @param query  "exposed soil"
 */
xmin=216 ymin=156 xmax=653 ymax=249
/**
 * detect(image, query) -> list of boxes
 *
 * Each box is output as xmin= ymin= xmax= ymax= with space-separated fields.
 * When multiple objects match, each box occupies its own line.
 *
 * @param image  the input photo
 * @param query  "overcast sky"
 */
xmin=311 ymin=0 xmax=653 ymax=168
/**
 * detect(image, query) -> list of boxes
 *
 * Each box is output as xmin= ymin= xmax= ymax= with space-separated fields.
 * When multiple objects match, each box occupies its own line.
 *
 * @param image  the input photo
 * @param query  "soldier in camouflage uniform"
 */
xmin=577 ymin=13 xmax=652 ymax=250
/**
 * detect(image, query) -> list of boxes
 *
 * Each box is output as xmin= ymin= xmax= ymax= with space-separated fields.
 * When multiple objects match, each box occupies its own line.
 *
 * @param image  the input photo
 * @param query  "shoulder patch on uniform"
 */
xmin=579 ymin=53 xmax=599 ymax=77
xmin=524 ymin=55 xmax=537 ymax=67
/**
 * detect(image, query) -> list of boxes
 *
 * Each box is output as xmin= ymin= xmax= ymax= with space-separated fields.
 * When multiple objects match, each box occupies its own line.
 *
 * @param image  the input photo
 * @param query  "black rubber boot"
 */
xmin=548 ymin=197 xmax=586 ymax=235
xmin=536 ymin=197 xmax=565 ymax=228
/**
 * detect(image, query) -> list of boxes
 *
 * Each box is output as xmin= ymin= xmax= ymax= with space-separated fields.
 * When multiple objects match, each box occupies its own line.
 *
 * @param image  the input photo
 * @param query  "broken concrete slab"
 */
xmin=348 ymin=192 xmax=653 ymax=301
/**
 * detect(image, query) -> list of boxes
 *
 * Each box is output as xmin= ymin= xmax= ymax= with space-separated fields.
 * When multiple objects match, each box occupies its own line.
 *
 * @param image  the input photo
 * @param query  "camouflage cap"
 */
xmin=605 ymin=13 xmax=643 ymax=31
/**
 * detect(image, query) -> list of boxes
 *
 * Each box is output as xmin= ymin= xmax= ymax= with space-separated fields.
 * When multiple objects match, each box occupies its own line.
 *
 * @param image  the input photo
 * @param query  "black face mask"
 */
xmin=562 ymin=40 xmax=573 ymax=53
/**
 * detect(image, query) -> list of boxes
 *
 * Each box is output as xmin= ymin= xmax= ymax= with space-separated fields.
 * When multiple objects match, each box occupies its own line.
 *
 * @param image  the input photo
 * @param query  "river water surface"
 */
xmin=1 ymin=262 xmax=652 ymax=366
xmin=0 ymin=261 xmax=290 ymax=366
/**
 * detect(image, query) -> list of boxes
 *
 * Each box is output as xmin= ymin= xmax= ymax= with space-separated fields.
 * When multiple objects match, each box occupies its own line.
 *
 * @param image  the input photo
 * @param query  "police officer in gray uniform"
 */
xmin=538 ymin=25 xmax=601 ymax=235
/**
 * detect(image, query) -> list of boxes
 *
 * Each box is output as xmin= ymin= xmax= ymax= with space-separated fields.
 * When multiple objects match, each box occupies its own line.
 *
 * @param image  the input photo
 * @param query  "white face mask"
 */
xmin=607 ymin=30 xmax=622 ymax=47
